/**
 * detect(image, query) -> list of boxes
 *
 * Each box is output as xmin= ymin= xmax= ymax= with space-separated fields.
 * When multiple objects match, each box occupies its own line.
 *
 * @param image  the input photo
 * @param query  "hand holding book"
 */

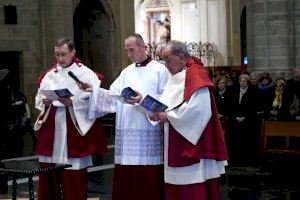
xmin=111 ymin=87 xmax=142 ymax=104
xmin=41 ymin=88 xmax=74 ymax=101
xmin=149 ymin=112 xmax=168 ymax=123
xmin=136 ymin=95 xmax=168 ymax=116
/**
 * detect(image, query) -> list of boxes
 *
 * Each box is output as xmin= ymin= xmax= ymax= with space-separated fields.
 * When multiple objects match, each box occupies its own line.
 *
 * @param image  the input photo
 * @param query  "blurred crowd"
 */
xmin=213 ymin=67 xmax=300 ymax=165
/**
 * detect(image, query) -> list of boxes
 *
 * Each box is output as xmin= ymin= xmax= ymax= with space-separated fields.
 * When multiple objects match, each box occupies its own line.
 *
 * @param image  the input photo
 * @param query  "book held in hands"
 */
xmin=111 ymin=87 xmax=138 ymax=102
xmin=137 ymin=95 xmax=168 ymax=115
xmin=121 ymin=87 xmax=138 ymax=99
xmin=41 ymin=88 xmax=74 ymax=100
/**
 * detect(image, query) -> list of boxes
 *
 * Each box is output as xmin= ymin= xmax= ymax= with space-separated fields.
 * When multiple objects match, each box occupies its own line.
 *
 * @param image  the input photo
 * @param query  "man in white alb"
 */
xmin=83 ymin=33 xmax=168 ymax=200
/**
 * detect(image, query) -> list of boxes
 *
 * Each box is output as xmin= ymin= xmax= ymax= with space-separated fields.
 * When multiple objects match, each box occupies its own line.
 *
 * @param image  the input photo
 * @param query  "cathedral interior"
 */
xmin=0 ymin=0 xmax=299 ymax=199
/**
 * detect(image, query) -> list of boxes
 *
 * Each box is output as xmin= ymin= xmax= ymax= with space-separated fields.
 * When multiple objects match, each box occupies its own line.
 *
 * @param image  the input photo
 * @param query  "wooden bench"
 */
xmin=260 ymin=120 xmax=300 ymax=155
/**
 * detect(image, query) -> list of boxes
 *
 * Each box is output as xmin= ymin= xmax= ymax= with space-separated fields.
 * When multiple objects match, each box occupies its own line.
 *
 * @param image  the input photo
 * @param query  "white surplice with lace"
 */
xmin=89 ymin=60 xmax=169 ymax=165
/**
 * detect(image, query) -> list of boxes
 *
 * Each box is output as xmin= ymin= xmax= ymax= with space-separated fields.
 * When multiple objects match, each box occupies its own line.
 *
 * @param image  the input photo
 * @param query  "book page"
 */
xmin=41 ymin=88 xmax=73 ymax=101
xmin=135 ymin=95 xmax=168 ymax=116
xmin=110 ymin=87 xmax=137 ymax=104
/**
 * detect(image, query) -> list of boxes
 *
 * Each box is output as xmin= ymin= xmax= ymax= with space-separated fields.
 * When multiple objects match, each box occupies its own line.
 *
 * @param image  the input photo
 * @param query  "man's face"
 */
xmin=54 ymin=44 xmax=75 ymax=68
xmin=124 ymin=37 xmax=145 ymax=63
xmin=162 ymin=46 xmax=184 ymax=75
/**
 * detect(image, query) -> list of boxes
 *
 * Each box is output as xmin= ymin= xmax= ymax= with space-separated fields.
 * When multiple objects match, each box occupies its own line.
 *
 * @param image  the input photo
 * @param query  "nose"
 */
xmin=57 ymin=55 xmax=65 ymax=60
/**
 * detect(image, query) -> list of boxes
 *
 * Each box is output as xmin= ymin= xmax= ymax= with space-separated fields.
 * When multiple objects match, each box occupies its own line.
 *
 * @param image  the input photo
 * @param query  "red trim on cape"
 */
xmin=136 ymin=56 xmax=153 ymax=67
xmin=168 ymin=57 xmax=228 ymax=167
xmin=35 ymin=68 xmax=108 ymax=157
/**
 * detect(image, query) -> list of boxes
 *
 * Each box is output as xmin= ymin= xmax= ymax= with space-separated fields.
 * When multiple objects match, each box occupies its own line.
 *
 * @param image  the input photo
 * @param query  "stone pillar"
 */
xmin=247 ymin=0 xmax=295 ymax=79
xmin=294 ymin=0 xmax=300 ymax=67
xmin=145 ymin=13 xmax=151 ymax=44
xmin=119 ymin=0 xmax=135 ymax=68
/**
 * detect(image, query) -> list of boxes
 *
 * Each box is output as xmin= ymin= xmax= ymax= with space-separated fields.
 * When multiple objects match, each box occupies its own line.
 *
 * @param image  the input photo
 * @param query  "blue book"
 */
xmin=139 ymin=95 xmax=168 ymax=114
xmin=41 ymin=88 xmax=74 ymax=100
xmin=121 ymin=87 xmax=138 ymax=100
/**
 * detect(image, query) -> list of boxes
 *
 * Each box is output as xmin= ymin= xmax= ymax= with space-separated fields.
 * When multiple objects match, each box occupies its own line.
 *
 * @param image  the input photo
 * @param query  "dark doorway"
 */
xmin=0 ymin=51 xmax=21 ymax=90
xmin=240 ymin=7 xmax=247 ymax=65
xmin=73 ymin=0 xmax=109 ymax=68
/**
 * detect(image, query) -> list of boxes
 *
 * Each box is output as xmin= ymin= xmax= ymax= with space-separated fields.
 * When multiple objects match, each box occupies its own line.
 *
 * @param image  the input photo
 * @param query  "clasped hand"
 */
xmin=42 ymin=97 xmax=73 ymax=106
xmin=124 ymin=91 xmax=142 ymax=105
xmin=77 ymin=81 xmax=143 ymax=105
xmin=149 ymin=112 xmax=167 ymax=123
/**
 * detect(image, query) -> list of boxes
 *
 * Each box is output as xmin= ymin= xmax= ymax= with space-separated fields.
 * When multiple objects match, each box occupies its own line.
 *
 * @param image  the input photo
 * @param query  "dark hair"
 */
xmin=126 ymin=33 xmax=145 ymax=47
xmin=217 ymin=76 xmax=228 ymax=85
xmin=165 ymin=40 xmax=190 ymax=58
xmin=259 ymin=72 xmax=272 ymax=82
xmin=55 ymin=38 xmax=75 ymax=51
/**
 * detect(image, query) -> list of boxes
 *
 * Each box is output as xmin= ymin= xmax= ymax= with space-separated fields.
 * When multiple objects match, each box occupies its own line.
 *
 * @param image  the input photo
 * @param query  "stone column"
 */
xmin=247 ymin=0 xmax=295 ymax=79
xmin=294 ymin=0 xmax=300 ymax=67
xmin=144 ymin=13 xmax=151 ymax=44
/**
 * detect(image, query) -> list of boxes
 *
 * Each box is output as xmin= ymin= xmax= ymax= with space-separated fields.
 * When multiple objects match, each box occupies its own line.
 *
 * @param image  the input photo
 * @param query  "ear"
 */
xmin=178 ymin=53 xmax=185 ymax=60
xmin=178 ymin=53 xmax=186 ymax=64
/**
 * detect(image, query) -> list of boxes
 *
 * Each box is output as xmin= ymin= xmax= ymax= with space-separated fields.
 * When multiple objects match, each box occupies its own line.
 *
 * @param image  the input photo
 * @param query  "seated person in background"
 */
xmin=268 ymin=78 xmax=291 ymax=121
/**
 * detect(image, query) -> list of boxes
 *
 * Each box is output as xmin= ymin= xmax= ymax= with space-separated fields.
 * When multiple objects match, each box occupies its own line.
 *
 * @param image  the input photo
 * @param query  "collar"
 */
xmin=57 ymin=62 xmax=77 ymax=72
xmin=135 ymin=56 xmax=152 ymax=67
xmin=240 ymin=86 xmax=248 ymax=93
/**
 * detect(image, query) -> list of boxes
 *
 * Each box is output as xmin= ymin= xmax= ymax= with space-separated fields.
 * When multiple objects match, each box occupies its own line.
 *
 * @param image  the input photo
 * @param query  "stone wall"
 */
xmin=0 ymin=0 xmax=44 ymax=115
xmin=0 ymin=0 xmax=135 ymax=118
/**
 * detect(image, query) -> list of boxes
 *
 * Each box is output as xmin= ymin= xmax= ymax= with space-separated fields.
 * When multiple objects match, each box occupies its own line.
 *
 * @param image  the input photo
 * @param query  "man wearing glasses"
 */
xmin=150 ymin=40 xmax=228 ymax=200
xmin=34 ymin=38 xmax=107 ymax=200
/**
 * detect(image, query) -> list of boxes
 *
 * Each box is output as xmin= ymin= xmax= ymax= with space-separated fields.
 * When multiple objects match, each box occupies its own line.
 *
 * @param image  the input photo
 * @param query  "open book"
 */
xmin=111 ymin=87 xmax=138 ymax=102
xmin=135 ymin=95 xmax=168 ymax=115
xmin=41 ymin=88 xmax=74 ymax=101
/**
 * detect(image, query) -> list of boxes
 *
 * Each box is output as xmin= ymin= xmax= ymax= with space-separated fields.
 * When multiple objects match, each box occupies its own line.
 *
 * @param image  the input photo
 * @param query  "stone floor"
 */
xmin=1 ymin=155 xmax=300 ymax=200
xmin=1 ymin=129 xmax=300 ymax=200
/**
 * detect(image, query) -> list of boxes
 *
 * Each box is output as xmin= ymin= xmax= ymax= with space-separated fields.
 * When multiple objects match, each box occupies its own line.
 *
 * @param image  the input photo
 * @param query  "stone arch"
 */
xmin=239 ymin=0 xmax=246 ymax=16
xmin=73 ymin=0 xmax=115 ymax=32
xmin=73 ymin=0 xmax=116 ymax=87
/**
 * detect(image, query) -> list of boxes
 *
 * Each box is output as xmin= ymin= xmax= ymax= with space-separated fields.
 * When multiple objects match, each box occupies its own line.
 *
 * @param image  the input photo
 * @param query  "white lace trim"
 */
xmin=114 ymin=128 xmax=163 ymax=165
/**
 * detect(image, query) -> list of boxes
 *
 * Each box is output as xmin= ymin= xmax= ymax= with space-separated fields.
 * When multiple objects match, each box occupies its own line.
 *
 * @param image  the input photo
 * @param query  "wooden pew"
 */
xmin=260 ymin=120 xmax=300 ymax=155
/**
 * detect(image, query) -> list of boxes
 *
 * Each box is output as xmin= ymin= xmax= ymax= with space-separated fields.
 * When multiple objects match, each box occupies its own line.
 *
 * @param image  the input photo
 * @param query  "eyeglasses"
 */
xmin=163 ymin=55 xmax=178 ymax=63
xmin=55 ymin=50 xmax=73 ymax=58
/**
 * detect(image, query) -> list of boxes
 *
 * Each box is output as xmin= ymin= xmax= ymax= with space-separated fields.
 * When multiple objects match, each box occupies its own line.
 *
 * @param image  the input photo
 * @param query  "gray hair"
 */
xmin=239 ymin=73 xmax=250 ymax=82
xmin=165 ymin=40 xmax=190 ymax=58
xmin=55 ymin=38 xmax=75 ymax=51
